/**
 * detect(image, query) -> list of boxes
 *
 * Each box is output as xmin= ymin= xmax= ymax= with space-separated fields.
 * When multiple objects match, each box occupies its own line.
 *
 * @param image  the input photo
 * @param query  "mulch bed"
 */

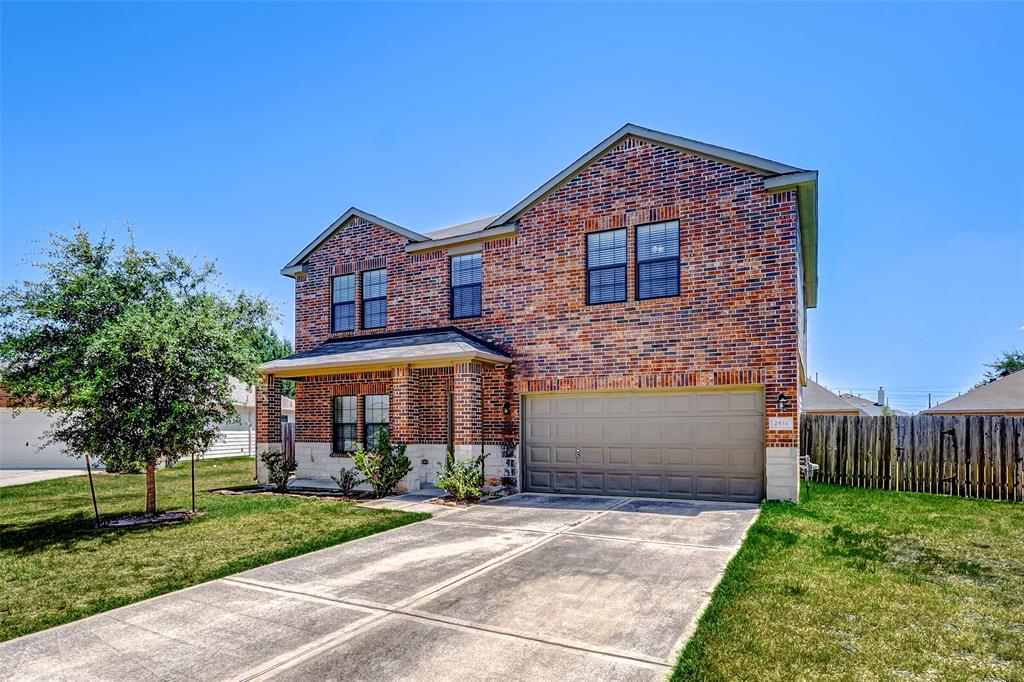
xmin=100 ymin=510 xmax=198 ymax=528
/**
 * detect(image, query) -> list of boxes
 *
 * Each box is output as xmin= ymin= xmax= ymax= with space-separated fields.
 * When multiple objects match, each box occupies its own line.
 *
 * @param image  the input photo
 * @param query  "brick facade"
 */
xmin=263 ymin=133 xmax=806 ymax=499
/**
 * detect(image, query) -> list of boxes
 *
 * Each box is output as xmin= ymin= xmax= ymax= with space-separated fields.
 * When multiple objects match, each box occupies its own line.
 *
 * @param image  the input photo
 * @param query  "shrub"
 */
xmin=352 ymin=427 xmax=412 ymax=498
xmin=436 ymin=452 xmax=488 ymax=502
xmin=260 ymin=451 xmax=296 ymax=493
xmin=331 ymin=467 xmax=364 ymax=496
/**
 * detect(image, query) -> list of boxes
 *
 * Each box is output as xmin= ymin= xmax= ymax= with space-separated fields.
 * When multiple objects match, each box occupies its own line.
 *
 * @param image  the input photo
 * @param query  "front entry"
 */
xmin=522 ymin=390 xmax=765 ymax=502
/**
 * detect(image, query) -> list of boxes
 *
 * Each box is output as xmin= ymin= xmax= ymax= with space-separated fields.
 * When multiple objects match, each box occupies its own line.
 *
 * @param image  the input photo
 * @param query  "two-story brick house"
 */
xmin=257 ymin=124 xmax=818 ymax=502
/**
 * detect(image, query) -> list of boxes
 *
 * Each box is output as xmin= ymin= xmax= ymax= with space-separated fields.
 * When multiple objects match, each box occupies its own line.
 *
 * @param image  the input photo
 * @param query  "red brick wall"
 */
xmin=290 ymin=135 xmax=802 ymax=448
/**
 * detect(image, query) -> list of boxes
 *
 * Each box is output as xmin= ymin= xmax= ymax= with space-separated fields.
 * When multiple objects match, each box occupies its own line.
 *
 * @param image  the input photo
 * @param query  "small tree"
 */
xmin=351 ymin=427 xmax=412 ymax=498
xmin=979 ymin=348 xmax=1024 ymax=386
xmin=261 ymin=451 xmax=297 ymax=492
xmin=0 ymin=227 xmax=273 ymax=515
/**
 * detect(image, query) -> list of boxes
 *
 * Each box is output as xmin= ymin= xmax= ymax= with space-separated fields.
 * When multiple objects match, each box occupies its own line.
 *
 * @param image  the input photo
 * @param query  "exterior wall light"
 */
xmin=777 ymin=393 xmax=789 ymax=412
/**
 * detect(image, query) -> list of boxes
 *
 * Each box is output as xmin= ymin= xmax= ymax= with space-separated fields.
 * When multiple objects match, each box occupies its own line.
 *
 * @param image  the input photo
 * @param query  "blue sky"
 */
xmin=2 ymin=2 xmax=1021 ymax=413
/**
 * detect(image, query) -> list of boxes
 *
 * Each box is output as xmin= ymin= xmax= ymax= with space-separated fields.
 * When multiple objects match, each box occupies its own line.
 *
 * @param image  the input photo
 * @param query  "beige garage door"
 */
xmin=523 ymin=390 xmax=764 ymax=502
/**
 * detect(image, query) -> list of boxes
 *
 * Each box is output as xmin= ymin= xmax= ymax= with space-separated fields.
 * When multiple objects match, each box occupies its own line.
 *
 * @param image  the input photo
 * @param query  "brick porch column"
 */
xmin=453 ymin=362 xmax=483 ymax=455
xmin=390 ymin=365 xmax=416 ymax=443
xmin=256 ymin=375 xmax=282 ymax=449
xmin=255 ymin=375 xmax=282 ymax=484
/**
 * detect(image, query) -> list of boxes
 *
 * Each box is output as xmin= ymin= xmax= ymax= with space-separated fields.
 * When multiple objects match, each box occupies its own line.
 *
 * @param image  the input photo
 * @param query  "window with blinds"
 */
xmin=451 ymin=253 xmax=482 ymax=319
xmin=331 ymin=274 xmax=355 ymax=332
xmin=361 ymin=269 xmax=387 ymax=329
xmin=586 ymin=228 xmax=627 ymax=304
xmin=636 ymin=221 xmax=680 ymax=300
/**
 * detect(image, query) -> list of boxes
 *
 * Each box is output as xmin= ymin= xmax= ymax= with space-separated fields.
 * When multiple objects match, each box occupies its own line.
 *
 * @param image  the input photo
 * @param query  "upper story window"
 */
xmin=362 ymin=269 xmax=387 ymax=329
xmin=364 ymin=394 xmax=389 ymax=447
xmin=636 ymin=220 xmax=680 ymax=300
xmin=450 ymin=253 xmax=482 ymax=319
xmin=586 ymin=228 xmax=627 ymax=304
xmin=333 ymin=395 xmax=357 ymax=454
xmin=331 ymin=274 xmax=355 ymax=332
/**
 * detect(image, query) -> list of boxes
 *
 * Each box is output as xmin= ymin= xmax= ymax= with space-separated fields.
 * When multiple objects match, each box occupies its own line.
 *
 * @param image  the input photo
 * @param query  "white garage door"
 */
xmin=0 ymin=408 xmax=82 ymax=469
xmin=523 ymin=390 xmax=765 ymax=502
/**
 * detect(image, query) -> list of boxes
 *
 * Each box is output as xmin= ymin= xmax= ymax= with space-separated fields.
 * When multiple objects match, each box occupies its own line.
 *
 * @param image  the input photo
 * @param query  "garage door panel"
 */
xmin=665 ymin=448 xmax=694 ymax=468
xmin=663 ymin=421 xmax=694 ymax=441
xmin=554 ymin=447 xmax=578 ymax=464
xmin=633 ymin=395 xmax=663 ymax=413
xmin=696 ymin=420 xmax=728 ymax=443
xmin=605 ymin=473 xmax=633 ymax=495
xmin=526 ymin=446 xmax=552 ymax=465
xmin=527 ymin=421 xmax=551 ymax=440
xmin=605 ymin=396 xmax=633 ymax=413
xmin=578 ymin=421 xmax=604 ymax=441
xmin=607 ymin=447 xmax=633 ymax=466
xmin=695 ymin=393 xmax=728 ymax=412
xmin=728 ymin=477 xmax=762 ymax=501
xmin=729 ymin=447 xmax=760 ymax=469
xmin=696 ymin=448 xmax=727 ymax=468
xmin=633 ymin=421 xmax=666 ymax=443
xmin=554 ymin=422 xmax=577 ymax=440
xmin=579 ymin=447 xmax=603 ymax=466
xmin=528 ymin=470 xmax=553 ymax=491
xmin=635 ymin=448 xmax=662 ymax=467
xmin=579 ymin=472 xmax=605 ymax=493
xmin=524 ymin=391 xmax=764 ymax=502
xmin=553 ymin=471 xmax=578 ymax=491
xmin=730 ymin=392 xmax=760 ymax=412
xmin=635 ymin=475 xmax=663 ymax=496
xmin=663 ymin=394 xmax=697 ymax=412
xmin=553 ymin=398 xmax=578 ymax=415
xmin=696 ymin=476 xmax=727 ymax=498
xmin=606 ymin=421 xmax=632 ymax=442
xmin=729 ymin=419 xmax=761 ymax=442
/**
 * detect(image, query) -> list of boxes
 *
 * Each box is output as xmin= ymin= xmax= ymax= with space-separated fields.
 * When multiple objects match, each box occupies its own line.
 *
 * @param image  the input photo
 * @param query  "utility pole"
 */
xmin=928 ymin=393 xmax=932 ymax=409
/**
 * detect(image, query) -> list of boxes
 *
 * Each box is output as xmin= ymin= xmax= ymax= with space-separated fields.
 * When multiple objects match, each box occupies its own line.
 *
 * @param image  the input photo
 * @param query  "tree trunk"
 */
xmin=145 ymin=462 xmax=157 ymax=515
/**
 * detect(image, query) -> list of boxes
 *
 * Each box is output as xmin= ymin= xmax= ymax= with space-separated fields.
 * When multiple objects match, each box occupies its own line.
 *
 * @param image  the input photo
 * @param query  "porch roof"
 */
xmin=259 ymin=327 xmax=512 ymax=378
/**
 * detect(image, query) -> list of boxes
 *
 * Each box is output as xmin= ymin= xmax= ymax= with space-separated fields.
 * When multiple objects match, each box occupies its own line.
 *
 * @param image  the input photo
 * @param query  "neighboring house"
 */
xmin=204 ymin=378 xmax=296 ymax=458
xmin=802 ymin=381 xmax=909 ymax=417
xmin=258 ymin=123 xmax=819 ymax=502
xmin=921 ymin=369 xmax=1024 ymax=416
xmin=837 ymin=390 xmax=909 ymax=417
xmin=0 ymin=380 xmax=292 ymax=469
xmin=801 ymin=379 xmax=861 ymax=416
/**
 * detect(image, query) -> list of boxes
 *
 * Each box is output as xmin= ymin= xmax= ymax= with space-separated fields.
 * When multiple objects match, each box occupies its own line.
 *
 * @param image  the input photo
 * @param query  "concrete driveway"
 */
xmin=0 ymin=493 xmax=758 ymax=681
xmin=0 ymin=469 xmax=84 ymax=487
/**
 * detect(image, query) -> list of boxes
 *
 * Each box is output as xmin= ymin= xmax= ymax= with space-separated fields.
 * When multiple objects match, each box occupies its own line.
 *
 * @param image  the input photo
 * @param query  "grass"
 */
xmin=0 ymin=457 xmax=427 ymax=642
xmin=673 ymin=483 xmax=1024 ymax=682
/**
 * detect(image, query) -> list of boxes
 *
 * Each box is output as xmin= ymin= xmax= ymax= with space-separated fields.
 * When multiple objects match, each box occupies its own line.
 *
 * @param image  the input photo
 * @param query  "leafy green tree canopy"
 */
xmin=251 ymin=326 xmax=295 ymax=397
xmin=980 ymin=348 xmax=1024 ymax=385
xmin=0 ymin=227 xmax=274 ymax=513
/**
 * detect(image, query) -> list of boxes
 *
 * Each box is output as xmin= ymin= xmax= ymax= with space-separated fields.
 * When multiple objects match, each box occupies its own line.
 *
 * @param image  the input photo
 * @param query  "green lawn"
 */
xmin=0 ymin=457 xmax=426 ymax=642
xmin=674 ymin=484 xmax=1024 ymax=682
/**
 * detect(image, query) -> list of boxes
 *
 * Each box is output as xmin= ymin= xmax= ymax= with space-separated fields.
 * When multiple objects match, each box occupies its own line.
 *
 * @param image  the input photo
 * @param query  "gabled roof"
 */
xmin=838 ymin=393 xmax=910 ymax=417
xmin=486 ymin=123 xmax=806 ymax=228
xmin=921 ymin=369 xmax=1024 ymax=415
xmin=280 ymin=124 xmax=819 ymax=306
xmin=281 ymin=207 xmax=428 ymax=277
xmin=802 ymin=379 xmax=861 ymax=414
xmin=259 ymin=327 xmax=512 ymax=378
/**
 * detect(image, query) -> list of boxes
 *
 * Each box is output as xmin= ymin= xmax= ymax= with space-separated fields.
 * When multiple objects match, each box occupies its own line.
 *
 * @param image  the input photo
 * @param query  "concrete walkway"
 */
xmin=0 ymin=469 xmax=84 ymax=487
xmin=0 ymin=493 xmax=759 ymax=681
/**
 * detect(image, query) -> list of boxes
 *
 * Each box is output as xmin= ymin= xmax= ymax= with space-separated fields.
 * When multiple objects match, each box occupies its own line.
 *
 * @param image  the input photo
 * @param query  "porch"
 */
xmin=256 ymin=329 xmax=516 ymax=491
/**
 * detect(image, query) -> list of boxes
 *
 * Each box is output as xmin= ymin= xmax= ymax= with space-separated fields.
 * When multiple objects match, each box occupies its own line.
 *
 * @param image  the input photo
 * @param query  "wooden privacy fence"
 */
xmin=802 ymin=414 xmax=1024 ymax=501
